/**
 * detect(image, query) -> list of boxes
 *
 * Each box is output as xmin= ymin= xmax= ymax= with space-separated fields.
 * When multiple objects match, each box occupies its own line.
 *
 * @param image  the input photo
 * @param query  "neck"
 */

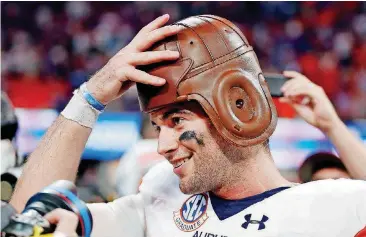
xmin=212 ymin=150 xmax=292 ymax=200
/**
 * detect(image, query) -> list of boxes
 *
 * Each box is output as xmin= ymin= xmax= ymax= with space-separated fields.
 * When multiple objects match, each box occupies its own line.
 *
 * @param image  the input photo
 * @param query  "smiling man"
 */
xmin=10 ymin=15 xmax=366 ymax=237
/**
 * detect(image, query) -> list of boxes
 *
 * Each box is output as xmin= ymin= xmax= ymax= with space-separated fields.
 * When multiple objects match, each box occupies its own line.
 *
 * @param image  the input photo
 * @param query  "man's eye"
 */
xmin=172 ymin=117 xmax=184 ymax=126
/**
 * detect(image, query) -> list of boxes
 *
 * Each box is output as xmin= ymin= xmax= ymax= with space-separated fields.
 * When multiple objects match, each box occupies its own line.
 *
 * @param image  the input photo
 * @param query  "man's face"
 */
xmin=311 ymin=167 xmax=351 ymax=181
xmin=150 ymin=101 xmax=242 ymax=194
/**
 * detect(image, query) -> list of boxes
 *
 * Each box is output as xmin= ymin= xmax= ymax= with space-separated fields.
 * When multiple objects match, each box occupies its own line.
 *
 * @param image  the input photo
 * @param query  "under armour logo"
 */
xmin=241 ymin=214 xmax=269 ymax=230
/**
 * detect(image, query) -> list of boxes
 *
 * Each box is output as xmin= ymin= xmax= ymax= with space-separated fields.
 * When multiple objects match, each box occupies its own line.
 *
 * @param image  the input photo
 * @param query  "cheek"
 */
xmin=178 ymin=130 xmax=206 ymax=150
xmin=191 ymin=139 xmax=221 ymax=169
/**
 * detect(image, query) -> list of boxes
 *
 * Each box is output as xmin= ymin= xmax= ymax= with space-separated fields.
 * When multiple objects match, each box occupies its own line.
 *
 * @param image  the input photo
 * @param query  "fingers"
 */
xmin=281 ymin=71 xmax=320 ymax=98
xmin=121 ymin=14 xmax=179 ymax=54
xmin=283 ymin=70 xmax=305 ymax=78
xmin=279 ymin=94 xmax=310 ymax=106
xmin=279 ymin=97 xmax=291 ymax=104
xmin=279 ymin=70 xmax=332 ymax=110
xmin=281 ymin=70 xmax=310 ymax=92
xmin=44 ymin=209 xmax=78 ymax=236
xmin=127 ymin=50 xmax=179 ymax=66
xmin=283 ymin=84 xmax=316 ymax=105
xmin=139 ymin=14 xmax=170 ymax=34
xmin=118 ymin=66 xmax=166 ymax=86
xmin=135 ymin=25 xmax=182 ymax=51
xmin=85 ymin=14 xmax=180 ymax=104
xmin=283 ymin=81 xmax=312 ymax=97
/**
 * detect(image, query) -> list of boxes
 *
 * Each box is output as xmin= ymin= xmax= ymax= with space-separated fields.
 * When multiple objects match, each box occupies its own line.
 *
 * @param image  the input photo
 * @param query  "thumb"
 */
xmin=279 ymin=95 xmax=312 ymax=106
xmin=279 ymin=97 xmax=298 ymax=109
xmin=44 ymin=209 xmax=78 ymax=236
xmin=279 ymin=96 xmax=314 ymax=118
xmin=279 ymin=97 xmax=291 ymax=104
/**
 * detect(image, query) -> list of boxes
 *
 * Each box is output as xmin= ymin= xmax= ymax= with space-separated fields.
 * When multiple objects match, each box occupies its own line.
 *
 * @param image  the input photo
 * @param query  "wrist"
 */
xmin=61 ymin=89 xmax=101 ymax=128
xmin=323 ymin=118 xmax=345 ymax=138
xmin=80 ymin=83 xmax=106 ymax=111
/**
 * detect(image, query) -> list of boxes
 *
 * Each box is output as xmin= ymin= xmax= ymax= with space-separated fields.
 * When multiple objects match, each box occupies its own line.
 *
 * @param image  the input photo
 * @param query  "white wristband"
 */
xmin=52 ymin=232 xmax=68 ymax=237
xmin=61 ymin=89 xmax=101 ymax=128
xmin=53 ymin=231 xmax=78 ymax=237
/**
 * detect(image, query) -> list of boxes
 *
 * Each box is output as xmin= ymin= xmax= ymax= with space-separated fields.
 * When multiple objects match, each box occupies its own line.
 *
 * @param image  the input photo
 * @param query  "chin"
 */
xmin=179 ymin=185 xmax=192 ymax=194
xmin=179 ymin=176 xmax=208 ymax=195
xmin=179 ymin=178 xmax=193 ymax=194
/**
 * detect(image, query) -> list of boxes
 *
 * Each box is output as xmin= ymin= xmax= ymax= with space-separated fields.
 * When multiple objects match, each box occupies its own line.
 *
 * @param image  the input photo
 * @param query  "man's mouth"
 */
xmin=172 ymin=156 xmax=192 ymax=169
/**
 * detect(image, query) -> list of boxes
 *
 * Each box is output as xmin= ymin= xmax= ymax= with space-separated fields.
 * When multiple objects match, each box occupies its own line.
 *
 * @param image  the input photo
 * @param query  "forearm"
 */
xmin=10 ymin=115 xmax=92 ymax=212
xmin=326 ymin=120 xmax=366 ymax=180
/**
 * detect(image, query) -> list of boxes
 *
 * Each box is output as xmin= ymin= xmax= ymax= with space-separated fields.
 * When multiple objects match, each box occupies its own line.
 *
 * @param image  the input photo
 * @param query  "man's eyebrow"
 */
xmin=162 ymin=108 xmax=192 ymax=120
xmin=150 ymin=108 xmax=193 ymax=126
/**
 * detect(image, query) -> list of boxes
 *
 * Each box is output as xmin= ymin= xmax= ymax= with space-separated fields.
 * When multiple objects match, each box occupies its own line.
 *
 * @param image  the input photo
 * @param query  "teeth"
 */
xmin=174 ymin=158 xmax=190 ymax=168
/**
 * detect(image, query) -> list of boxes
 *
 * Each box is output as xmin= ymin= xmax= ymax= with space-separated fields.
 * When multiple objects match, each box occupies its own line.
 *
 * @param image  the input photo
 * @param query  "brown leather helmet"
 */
xmin=137 ymin=15 xmax=277 ymax=147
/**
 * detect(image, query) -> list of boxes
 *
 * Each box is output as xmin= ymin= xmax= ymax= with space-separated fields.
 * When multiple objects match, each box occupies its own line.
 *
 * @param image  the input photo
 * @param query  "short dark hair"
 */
xmin=298 ymin=152 xmax=348 ymax=183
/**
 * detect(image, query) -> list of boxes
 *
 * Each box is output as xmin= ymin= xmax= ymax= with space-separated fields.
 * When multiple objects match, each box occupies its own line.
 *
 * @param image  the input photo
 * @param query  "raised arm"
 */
xmin=10 ymin=14 xmax=181 ymax=212
xmin=10 ymin=117 xmax=90 ymax=212
xmin=280 ymin=71 xmax=366 ymax=180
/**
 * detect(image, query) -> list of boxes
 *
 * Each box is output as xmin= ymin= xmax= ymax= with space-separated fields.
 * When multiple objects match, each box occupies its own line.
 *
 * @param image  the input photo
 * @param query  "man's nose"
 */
xmin=157 ymin=127 xmax=179 ymax=157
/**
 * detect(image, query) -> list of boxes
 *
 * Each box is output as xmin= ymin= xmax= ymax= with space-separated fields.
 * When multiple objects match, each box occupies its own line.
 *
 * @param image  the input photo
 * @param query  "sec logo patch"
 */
xmin=173 ymin=194 xmax=209 ymax=232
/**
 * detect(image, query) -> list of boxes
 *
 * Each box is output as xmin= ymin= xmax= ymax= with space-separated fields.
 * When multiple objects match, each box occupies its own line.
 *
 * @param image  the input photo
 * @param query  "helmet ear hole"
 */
xmin=228 ymin=86 xmax=254 ymax=124
xmin=235 ymin=99 xmax=244 ymax=109
xmin=213 ymin=70 xmax=272 ymax=139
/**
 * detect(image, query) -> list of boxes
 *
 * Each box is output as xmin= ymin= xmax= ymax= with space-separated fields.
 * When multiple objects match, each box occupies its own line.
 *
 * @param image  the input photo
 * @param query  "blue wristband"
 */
xmin=80 ymin=83 xmax=105 ymax=111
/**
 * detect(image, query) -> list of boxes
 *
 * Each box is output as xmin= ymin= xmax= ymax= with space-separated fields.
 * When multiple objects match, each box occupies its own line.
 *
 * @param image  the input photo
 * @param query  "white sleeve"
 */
xmin=355 ymin=180 xmax=366 ymax=226
xmin=88 ymin=194 xmax=145 ymax=237
xmin=115 ymin=144 xmax=141 ymax=196
xmin=340 ymin=179 xmax=366 ymax=236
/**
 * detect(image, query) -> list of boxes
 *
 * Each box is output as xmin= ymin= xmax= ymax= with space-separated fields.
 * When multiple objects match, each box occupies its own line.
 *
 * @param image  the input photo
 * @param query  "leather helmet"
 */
xmin=137 ymin=15 xmax=277 ymax=147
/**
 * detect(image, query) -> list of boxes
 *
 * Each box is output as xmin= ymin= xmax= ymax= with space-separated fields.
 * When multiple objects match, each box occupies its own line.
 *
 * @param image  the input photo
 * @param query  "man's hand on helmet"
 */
xmin=86 ymin=14 xmax=181 ymax=105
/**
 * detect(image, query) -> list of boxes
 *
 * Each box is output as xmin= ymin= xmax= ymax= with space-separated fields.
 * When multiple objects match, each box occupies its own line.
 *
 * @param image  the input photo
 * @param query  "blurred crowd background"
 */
xmin=2 ymin=1 xmax=366 ymax=118
xmin=1 ymin=2 xmax=366 ymax=203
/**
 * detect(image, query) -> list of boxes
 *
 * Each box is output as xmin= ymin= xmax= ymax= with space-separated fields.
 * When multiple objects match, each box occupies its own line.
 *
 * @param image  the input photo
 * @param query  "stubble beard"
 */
xmin=178 ymin=129 xmax=243 ymax=195
xmin=178 ymin=152 xmax=226 ymax=194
